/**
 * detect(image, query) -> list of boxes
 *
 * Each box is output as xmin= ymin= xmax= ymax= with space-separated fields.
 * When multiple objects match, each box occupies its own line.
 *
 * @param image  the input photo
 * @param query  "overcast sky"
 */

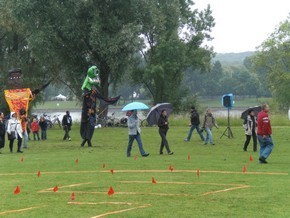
xmin=195 ymin=0 xmax=290 ymax=53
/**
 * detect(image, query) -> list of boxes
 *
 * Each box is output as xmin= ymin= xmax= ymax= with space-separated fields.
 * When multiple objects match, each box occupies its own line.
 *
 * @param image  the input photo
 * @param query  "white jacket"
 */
xmin=243 ymin=115 xmax=257 ymax=136
xmin=7 ymin=118 xmax=23 ymax=139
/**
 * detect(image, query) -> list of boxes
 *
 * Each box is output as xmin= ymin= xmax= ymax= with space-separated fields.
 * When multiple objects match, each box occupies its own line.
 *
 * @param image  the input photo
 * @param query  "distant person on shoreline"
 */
xmin=184 ymin=106 xmax=205 ymax=142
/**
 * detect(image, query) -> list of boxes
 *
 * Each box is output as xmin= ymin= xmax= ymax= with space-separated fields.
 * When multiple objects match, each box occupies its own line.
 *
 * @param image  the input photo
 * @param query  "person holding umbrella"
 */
xmin=242 ymin=109 xmax=257 ymax=152
xmin=126 ymin=110 xmax=149 ymax=157
xmin=158 ymin=109 xmax=174 ymax=155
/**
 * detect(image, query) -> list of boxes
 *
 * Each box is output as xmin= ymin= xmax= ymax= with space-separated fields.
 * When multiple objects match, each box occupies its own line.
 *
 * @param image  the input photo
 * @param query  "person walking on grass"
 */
xmin=126 ymin=110 xmax=149 ymax=157
xmin=62 ymin=111 xmax=72 ymax=141
xmin=7 ymin=112 xmax=23 ymax=153
xmin=257 ymin=104 xmax=274 ymax=164
xmin=202 ymin=108 xmax=218 ymax=145
xmin=158 ymin=109 xmax=174 ymax=155
xmin=243 ymin=109 xmax=257 ymax=152
xmin=184 ymin=106 xmax=205 ymax=142
xmin=31 ymin=118 xmax=40 ymax=141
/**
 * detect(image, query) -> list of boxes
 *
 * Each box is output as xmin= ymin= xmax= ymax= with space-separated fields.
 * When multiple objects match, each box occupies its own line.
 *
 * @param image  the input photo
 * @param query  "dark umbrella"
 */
xmin=241 ymin=106 xmax=262 ymax=120
xmin=146 ymin=103 xmax=173 ymax=125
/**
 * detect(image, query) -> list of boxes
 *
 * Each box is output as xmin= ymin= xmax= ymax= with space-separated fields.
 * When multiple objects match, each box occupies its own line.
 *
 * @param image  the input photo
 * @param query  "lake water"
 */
xmin=32 ymin=108 xmax=246 ymax=123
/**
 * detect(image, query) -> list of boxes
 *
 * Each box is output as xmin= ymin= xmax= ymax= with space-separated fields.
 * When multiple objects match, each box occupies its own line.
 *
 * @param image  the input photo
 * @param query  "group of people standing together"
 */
xmin=126 ymin=104 xmax=274 ymax=164
xmin=0 ymin=110 xmax=73 ymax=154
xmin=0 ymin=111 xmax=28 ymax=154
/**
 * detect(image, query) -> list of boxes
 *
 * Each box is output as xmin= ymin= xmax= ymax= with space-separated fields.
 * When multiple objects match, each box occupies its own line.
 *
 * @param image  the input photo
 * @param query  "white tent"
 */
xmin=54 ymin=94 xmax=67 ymax=101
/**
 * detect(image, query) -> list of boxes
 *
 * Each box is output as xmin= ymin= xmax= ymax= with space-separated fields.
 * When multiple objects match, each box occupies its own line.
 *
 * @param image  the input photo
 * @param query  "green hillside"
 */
xmin=214 ymin=51 xmax=254 ymax=65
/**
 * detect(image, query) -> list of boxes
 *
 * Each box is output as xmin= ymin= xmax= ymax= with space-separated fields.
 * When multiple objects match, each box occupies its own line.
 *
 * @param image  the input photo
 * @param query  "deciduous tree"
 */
xmin=250 ymin=17 xmax=290 ymax=109
xmin=132 ymin=0 xmax=215 ymax=109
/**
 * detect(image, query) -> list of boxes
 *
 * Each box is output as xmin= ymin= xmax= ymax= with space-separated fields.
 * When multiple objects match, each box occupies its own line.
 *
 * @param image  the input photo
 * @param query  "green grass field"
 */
xmin=0 ymin=122 xmax=289 ymax=217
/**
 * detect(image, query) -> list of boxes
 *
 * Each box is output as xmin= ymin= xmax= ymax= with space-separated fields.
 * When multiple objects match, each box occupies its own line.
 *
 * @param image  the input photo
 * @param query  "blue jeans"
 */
xmin=258 ymin=135 xmax=274 ymax=160
xmin=22 ymin=130 xmax=28 ymax=148
xmin=41 ymin=130 xmax=47 ymax=140
xmin=204 ymin=127 xmax=213 ymax=144
xmin=127 ymin=132 xmax=146 ymax=157
xmin=186 ymin=125 xmax=205 ymax=141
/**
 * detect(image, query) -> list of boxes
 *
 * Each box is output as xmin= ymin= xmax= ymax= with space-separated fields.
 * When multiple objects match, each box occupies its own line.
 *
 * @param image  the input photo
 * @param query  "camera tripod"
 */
xmin=220 ymin=107 xmax=234 ymax=139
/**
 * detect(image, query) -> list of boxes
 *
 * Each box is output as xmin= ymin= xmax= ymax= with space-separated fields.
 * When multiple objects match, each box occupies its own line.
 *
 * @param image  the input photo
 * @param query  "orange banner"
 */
xmin=4 ymin=88 xmax=33 ymax=115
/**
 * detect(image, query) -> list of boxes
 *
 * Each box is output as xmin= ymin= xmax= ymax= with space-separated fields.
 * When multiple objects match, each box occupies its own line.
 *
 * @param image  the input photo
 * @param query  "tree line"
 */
xmin=0 ymin=0 xmax=214 ymax=113
xmin=0 ymin=0 xmax=289 ymax=113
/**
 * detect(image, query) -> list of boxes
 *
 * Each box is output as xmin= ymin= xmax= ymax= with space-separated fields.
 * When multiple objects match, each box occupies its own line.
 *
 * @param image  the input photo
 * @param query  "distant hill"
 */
xmin=213 ymin=51 xmax=254 ymax=65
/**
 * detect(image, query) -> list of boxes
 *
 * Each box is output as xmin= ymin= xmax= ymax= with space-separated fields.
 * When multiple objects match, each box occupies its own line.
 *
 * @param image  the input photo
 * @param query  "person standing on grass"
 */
xmin=126 ymin=110 xmax=149 ymax=157
xmin=39 ymin=116 xmax=48 ymax=140
xmin=243 ymin=109 xmax=257 ymax=152
xmin=257 ymin=104 xmax=274 ymax=164
xmin=26 ymin=117 xmax=31 ymax=140
xmin=158 ymin=109 xmax=174 ymax=155
xmin=80 ymin=108 xmax=96 ymax=147
xmin=62 ymin=111 xmax=72 ymax=141
xmin=184 ymin=106 xmax=205 ymax=142
xmin=202 ymin=108 xmax=218 ymax=145
xmin=31 ymin=118 xmax=40 ymax=140
xmin=19 ymin=109 xmax=29 ymax=149
xmin=7 ymin=112 xmax=23 ymax=153
xmin=0 ymin=112 xmax=6 ymax=154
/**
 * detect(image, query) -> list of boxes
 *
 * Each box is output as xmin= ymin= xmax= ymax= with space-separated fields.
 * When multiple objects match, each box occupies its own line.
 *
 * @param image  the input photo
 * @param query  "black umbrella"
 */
xmin=146 ymin=103 xmax=173 ymax=125
xmin=241 ymin=106 xmax=262 ymax=120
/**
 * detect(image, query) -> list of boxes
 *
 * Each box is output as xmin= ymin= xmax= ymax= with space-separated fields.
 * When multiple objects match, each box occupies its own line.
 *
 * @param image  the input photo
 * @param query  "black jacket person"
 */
xmin=158 ymin=110 xmax=173 ymax=155
xmin=62 ymin=111 xmax=72 ymax=140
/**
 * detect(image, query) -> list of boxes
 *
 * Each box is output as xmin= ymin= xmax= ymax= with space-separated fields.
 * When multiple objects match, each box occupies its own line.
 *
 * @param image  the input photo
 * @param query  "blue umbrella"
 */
xmin=122 ymin=102 xmax=149 ymax=111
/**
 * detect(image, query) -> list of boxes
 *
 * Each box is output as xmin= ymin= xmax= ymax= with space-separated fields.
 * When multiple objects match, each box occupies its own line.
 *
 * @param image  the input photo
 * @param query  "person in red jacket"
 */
xmin=257 ymin=104 xmax=273 ymax=164
xmin=31 ymin=118 xmax=40 ymax=141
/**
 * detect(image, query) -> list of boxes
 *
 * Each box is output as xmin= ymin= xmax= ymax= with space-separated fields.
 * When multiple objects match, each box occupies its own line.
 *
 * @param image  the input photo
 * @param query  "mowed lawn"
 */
xmin=0 ymin=124 xmax=289 ymax=218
